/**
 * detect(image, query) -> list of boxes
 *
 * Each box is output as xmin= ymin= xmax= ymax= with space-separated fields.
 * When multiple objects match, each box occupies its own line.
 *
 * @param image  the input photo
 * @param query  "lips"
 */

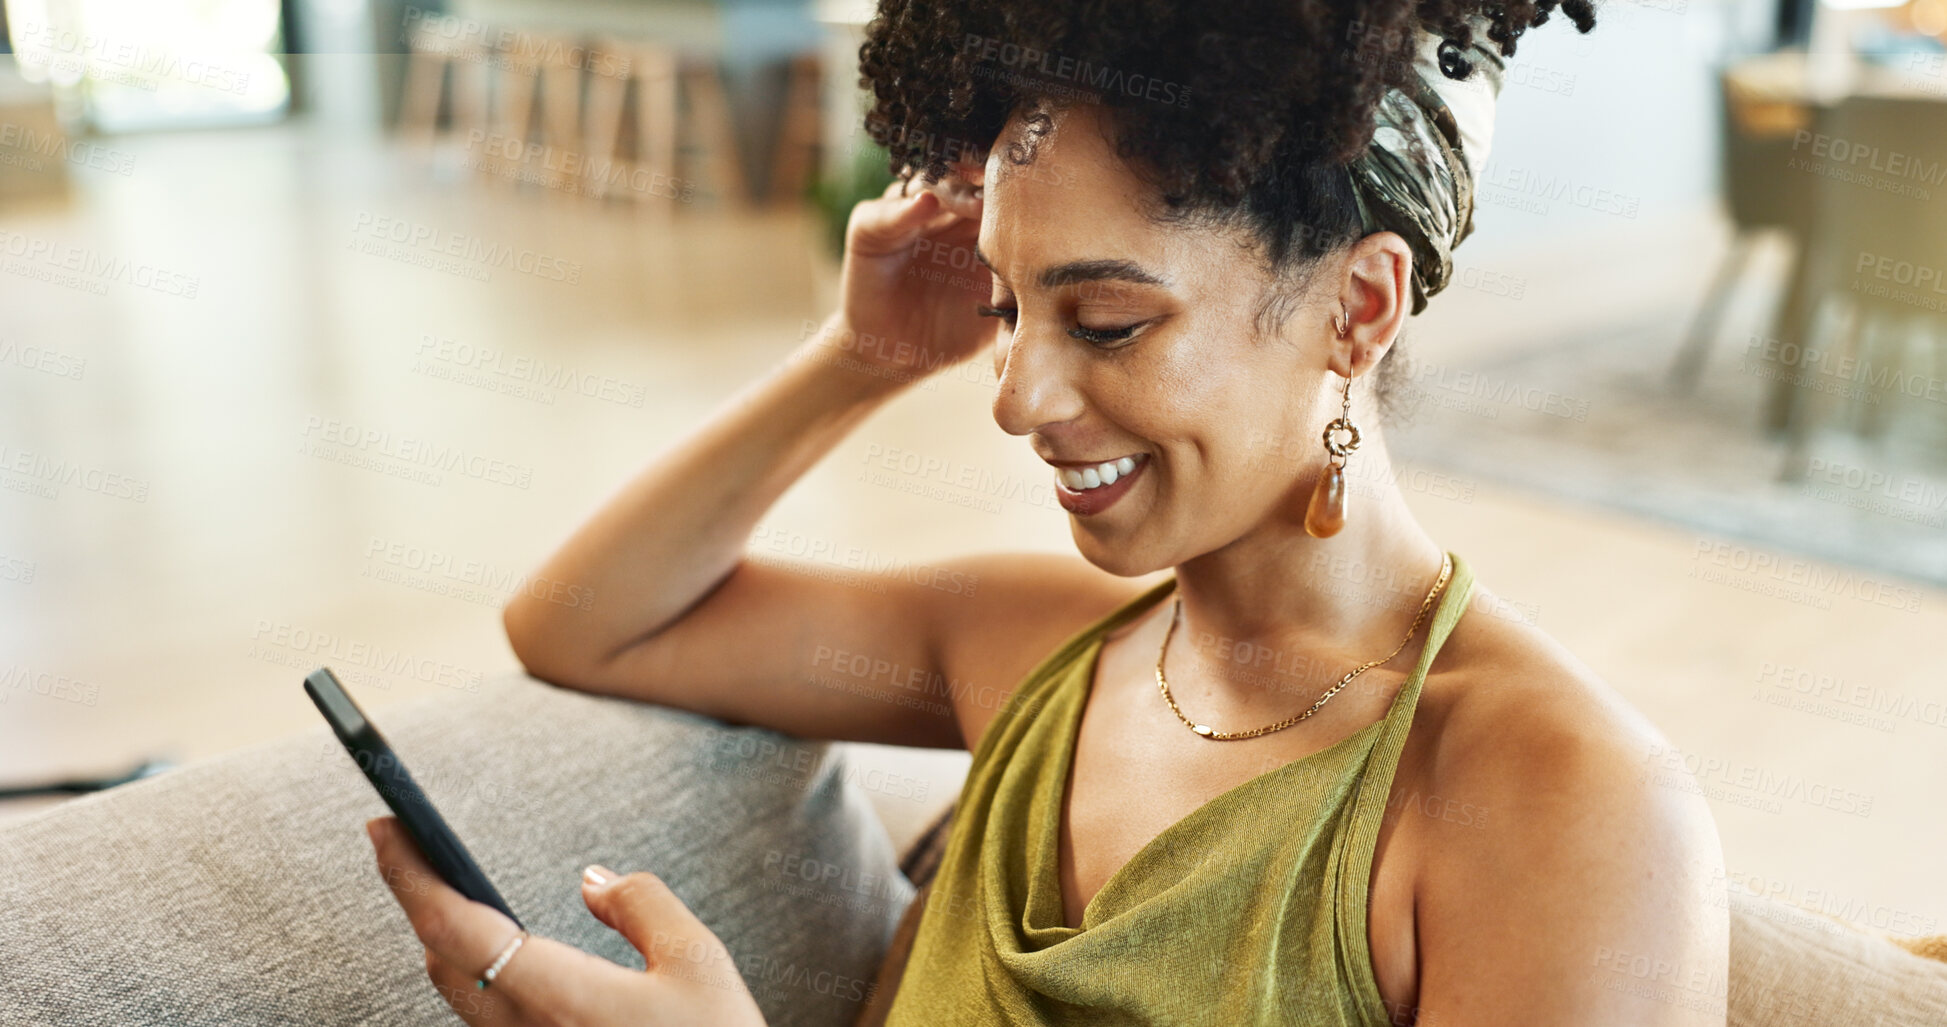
xmin=1052 ymin=453 xmax=1148 ymax=516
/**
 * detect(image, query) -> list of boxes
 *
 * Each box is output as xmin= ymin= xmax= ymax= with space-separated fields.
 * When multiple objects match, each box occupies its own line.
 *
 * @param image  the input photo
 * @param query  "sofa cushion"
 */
xmin=0 ymin=673 xmax=912 ymax=1026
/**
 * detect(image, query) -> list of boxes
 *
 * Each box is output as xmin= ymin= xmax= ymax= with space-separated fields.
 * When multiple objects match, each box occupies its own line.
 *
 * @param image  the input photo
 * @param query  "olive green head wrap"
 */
xmin=1345 ymin=17 xmax=1508 ymax=315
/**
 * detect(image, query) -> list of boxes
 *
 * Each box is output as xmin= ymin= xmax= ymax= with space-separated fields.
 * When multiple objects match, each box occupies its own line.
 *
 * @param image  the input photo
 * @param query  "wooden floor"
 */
xmin=3 ymin=124 xmax=1942 ymax=941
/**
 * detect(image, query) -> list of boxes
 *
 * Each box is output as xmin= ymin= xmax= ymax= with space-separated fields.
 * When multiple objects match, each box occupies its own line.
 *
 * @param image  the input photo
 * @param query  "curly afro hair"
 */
xmin=857 ymin=0 xmax=1597 ymax=280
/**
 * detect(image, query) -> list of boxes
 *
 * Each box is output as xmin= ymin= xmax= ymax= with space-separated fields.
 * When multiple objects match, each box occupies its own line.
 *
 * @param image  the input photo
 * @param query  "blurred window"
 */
xmin=3 ymin=0 xmax=290 ymax=131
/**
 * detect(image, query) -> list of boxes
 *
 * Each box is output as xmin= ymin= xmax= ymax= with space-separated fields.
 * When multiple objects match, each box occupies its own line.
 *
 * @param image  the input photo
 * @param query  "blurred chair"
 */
xmin=582 ymin=38 xmax=750 ymax=209
xmin=397 ymin=15 xmax=490 ymax=148
xmin=478 ymin=30 xmax=586 ymax=191
xmin=1669 ymin=67 xmax=1815 ymax=393
xmin=678 ymin=55 xmax=754 ymax=209
xmin=765 ymin=54 xmax=824 ymax=207
xmin=583 ymin=38 xmax=681 ymax=205
xmin=397 ymin=23 xmax=771 ymax=211
xmin=1777 ymin=94 xmax=1947 ymax=478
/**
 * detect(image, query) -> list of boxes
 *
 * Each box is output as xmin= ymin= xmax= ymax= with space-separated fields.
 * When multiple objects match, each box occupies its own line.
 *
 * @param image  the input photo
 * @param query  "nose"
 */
xmin=990 ymin=324 xmax=1086 ymax=437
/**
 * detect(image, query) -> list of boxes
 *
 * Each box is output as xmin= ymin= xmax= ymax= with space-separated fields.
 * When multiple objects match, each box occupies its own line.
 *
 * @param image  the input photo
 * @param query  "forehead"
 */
xmin=977 ymin=104 xmax=1179 ymax=277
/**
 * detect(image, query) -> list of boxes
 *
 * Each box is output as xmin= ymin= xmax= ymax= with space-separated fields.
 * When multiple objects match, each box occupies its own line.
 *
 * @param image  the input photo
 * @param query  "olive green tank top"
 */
xmin=884 ymin=553 xmax=1477 ymax=1025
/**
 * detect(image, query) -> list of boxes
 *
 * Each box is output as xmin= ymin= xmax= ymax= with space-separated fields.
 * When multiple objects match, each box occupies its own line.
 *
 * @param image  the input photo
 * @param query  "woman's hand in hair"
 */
xmin=823 ymin=161 xmax=993 ymax=383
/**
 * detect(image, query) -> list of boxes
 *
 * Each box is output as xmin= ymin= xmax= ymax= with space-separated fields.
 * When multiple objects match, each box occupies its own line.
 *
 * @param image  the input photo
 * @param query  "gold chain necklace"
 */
xmin=1154 ymin=553 xmax=1453 ymax=740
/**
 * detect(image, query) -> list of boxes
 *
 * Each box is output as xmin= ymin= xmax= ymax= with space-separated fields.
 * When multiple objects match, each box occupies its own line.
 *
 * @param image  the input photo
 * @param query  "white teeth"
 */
xmin=1057 ymin=455 xmax=1142 ymax=491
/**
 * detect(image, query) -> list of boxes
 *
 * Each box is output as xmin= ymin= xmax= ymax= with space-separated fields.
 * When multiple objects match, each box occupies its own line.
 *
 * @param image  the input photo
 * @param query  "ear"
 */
xmin=1328 ymin=231 xmax=1413 ymax=379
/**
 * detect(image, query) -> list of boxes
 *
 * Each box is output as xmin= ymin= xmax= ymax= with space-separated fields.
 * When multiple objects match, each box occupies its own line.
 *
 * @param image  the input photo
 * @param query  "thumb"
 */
xmin=580 ymin=865 xmax=736 ymax=978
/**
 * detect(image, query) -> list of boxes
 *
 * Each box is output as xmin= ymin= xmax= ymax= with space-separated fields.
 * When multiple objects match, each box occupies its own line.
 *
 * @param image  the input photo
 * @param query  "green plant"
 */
xmin=807 ymin=130 xmax=897 ymax=259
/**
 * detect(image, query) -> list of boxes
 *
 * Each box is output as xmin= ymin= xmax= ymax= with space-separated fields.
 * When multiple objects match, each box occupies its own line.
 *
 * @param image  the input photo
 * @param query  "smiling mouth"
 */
xmin=1049 ymin=453 xmax=1148 ymax=516
xmin=1054 ymin=454 xmax=1140 ymax=491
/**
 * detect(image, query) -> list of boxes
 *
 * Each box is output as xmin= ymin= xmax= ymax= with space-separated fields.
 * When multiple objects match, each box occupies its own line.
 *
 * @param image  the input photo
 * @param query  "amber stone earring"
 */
xmin=1305 ymin=310 xmax=1360 ymax=538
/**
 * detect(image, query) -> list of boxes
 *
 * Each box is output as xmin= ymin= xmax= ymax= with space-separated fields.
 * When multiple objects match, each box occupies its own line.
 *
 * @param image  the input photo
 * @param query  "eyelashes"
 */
xmin=1069 ymin=323 xmax=1140 ymax=346
xmin=975 ymin=304 xmax=1145 ymax=349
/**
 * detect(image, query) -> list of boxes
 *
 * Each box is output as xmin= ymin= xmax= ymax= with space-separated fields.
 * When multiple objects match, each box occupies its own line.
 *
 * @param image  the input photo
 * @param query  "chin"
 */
xmin=1069 ymin=522 xmax=1169 ymax=578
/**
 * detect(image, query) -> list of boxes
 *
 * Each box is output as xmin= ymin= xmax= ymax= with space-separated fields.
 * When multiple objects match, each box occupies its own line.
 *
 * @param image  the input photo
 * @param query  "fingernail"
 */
xmin=583 ymin=864 xmax=613 ymax=886
xmin=365 ymin=819 xmax=381 ymax=845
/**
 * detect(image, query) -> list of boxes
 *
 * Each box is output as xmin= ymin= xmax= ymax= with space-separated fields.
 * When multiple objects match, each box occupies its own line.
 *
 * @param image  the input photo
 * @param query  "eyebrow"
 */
xmin=973 ymin=246 xmax=1169 ymax=290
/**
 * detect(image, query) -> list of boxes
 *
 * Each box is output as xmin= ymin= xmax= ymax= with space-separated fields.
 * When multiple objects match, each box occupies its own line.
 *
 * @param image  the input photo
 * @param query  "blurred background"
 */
xmin=2 ymin=0 xmax=1945 ymax=949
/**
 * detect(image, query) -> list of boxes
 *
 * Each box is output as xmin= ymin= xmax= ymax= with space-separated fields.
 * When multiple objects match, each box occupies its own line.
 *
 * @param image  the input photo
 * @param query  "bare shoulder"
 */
xmin=922 ymin=551 xmax=1167 ymax=752
xmin=1406 ymin=584 xmax=1730 ymax=1024
xmin=1419 ymin=585 xmax=1680 ymax=797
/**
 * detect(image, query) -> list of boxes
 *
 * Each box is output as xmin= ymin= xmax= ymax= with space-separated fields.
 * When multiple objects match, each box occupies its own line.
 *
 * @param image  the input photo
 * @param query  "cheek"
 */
xmin=1148 ymin=356 xmax=1297 ymax=473
xmin=1223 ymin=412 xmax=1321 ymax=502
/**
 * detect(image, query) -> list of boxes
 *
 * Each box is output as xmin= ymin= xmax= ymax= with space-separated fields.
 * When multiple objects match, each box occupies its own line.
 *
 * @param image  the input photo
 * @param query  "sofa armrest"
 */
xmin=0 ymin=673 xmax=913 ymax=1026
xmin=1726 ymin=891 xmax=1947 ymax=1025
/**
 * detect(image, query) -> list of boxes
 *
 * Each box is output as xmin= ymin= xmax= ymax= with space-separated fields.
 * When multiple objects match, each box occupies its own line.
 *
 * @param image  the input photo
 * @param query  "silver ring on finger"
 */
xmin=476 ymin=930 xmax=528 ymax=990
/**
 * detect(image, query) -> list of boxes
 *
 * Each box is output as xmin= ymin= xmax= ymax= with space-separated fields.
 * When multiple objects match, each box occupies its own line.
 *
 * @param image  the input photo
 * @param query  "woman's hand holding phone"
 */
xmin=809 ymin=162 xmax=993 ymax=384
xmin=367 ymin=816 xmax=767 ymax=1027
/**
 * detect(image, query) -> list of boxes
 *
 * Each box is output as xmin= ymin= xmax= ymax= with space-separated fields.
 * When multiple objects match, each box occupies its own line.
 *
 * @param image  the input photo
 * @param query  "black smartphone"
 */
xmin=304 ymin=666 xmax=523 ymax=929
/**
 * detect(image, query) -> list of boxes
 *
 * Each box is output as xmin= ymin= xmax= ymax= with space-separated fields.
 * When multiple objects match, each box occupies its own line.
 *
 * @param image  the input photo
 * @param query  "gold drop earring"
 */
xmin=1304 ymin=310 xmax=1360 ymax=539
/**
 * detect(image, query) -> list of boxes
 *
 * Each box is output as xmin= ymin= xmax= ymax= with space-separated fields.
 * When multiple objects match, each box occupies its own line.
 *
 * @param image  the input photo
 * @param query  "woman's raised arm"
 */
xmin=500 ymin=173 xmax=1134 ymax=750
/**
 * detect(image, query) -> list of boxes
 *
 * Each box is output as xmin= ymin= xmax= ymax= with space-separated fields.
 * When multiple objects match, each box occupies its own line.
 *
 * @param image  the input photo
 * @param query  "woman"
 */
xmin=366 ymin=0 xmax=1731 ymax=1022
